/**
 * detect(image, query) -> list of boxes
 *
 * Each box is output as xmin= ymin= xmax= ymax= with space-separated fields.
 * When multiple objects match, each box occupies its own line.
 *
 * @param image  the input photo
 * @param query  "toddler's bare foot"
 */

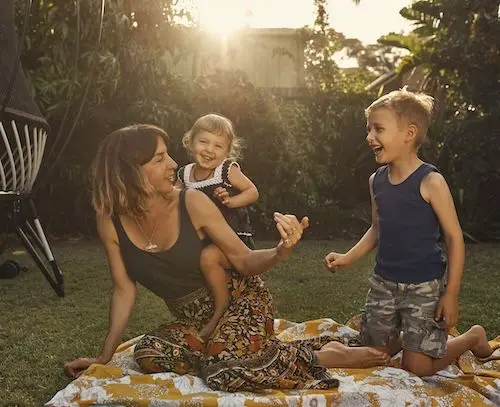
xmin=469 ymin=325 xmax=494 ymax=359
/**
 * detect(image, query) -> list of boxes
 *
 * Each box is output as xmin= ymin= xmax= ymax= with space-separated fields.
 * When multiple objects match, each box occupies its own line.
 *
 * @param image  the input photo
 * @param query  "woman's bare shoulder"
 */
xmin=183 ymin=188 xmax=220 ymax=228
xmin=184 ymin=188 xmax=213 ymax=210
xmin=96 ymin=214 xmax=119 ymax=247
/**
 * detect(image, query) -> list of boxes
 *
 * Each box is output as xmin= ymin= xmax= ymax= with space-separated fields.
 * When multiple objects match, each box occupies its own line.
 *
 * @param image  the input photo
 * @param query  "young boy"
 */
xmin=324 ymin=89 xmax=495 ymax=376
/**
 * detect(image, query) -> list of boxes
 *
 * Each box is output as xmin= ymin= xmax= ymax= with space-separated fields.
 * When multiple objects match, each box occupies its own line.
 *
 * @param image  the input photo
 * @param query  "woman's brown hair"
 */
xmin=90 ymin=124 xmax=169 ymax=217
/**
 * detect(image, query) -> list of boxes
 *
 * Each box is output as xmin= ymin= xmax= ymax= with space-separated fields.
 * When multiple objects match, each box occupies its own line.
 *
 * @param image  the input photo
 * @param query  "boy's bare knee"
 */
xmin=402 ymin=354 xmax=433 ymax=377
xmin=403 ymin=363 xmax=432 ymax=377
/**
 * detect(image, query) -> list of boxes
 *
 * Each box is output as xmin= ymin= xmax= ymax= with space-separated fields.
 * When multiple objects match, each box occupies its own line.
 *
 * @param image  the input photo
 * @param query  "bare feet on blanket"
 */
xmin=469 ymin=325 xmax=494 ymax=359
xmin=318 ymin=342 xmax=390 ymax=368
xmin=345 ymin=347 xmax=391 ymax=368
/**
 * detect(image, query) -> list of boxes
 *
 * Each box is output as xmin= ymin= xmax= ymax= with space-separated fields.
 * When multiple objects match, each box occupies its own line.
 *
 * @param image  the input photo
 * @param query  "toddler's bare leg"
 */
xmin=199 ymin=245 xmax=231 ymax=340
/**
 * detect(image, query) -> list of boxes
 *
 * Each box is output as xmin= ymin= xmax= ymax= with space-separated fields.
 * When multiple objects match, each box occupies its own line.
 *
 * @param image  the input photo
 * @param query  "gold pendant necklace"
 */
xmin=135 ymin=218 xmax=159 ymax=251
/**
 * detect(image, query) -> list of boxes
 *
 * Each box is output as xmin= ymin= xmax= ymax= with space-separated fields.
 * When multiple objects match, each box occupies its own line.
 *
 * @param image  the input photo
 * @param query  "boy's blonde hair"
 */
xmin=365 ymin=88 xmax=434 ymax=147
xmin=182 ymin=113 xmax=242 ymax=160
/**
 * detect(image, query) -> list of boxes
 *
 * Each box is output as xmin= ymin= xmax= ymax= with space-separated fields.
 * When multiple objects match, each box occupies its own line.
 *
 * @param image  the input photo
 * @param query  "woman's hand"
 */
xmin=274 ymin=212 xmax=309 ymax=258
xmin=64 ymin=357 xmax=97 ymax=379
xmin=188 ymin=191 xmax=308 ymax=276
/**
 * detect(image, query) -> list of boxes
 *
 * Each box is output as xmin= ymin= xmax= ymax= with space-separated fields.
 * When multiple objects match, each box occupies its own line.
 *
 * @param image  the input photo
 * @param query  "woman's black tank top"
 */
xmin=112 ymin=189 xmax=206 ymax=301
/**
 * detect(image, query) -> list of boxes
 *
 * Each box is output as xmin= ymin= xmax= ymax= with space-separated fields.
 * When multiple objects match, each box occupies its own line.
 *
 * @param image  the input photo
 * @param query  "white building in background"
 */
xmin=164 ymin=28 xmax=307 ymax=97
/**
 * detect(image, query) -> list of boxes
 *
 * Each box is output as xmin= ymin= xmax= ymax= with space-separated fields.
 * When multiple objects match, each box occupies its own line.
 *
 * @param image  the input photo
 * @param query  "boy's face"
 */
xmin=366 ymin=107 xmax=412 ymax=164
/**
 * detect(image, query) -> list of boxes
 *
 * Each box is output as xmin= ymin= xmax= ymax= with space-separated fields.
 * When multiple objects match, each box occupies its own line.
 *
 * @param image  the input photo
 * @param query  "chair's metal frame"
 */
xmin=0 ymin=118 xmax=64 ymax=296
xmin=0 ymin=0 xmax=65 ymax=296
xmin=1 ymin=0 xmax=105 ymax=296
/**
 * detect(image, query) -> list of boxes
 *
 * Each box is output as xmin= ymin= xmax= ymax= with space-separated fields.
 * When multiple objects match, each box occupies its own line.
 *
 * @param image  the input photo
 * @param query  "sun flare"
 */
xmin=197 ymin=0 xmax=249 ymax=35
xmin=191 ymin=0 xmax=412 ymax=43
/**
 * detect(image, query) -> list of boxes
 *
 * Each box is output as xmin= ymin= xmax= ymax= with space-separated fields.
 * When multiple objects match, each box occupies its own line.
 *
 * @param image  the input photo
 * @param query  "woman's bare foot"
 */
xmin=350 ymin=347 xmax=391 ymax=368
xmin=469 ymin=325 xmax=494 ymax=359
xmin=317 ymin=341 xmax=390 ymax=368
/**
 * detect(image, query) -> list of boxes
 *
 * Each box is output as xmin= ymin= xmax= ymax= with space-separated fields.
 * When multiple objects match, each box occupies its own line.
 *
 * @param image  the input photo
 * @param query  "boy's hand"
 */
xmin=324 ymin=252 xmax=351 ymax=273
xmin=435 ymin=292 xmax=459 ymax=331
xmin=214 ymin=187 xmax=232 ymax=207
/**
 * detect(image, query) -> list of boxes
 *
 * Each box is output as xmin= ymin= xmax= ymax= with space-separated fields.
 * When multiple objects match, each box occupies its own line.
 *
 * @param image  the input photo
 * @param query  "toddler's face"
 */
xmin=190 ymin=131 xmax=230 ymax=170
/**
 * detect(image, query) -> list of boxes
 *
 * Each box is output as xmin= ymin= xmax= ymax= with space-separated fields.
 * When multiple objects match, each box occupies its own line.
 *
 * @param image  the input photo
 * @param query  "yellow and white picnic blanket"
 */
xmin=47 ymin=318 xmax=500 ymax=406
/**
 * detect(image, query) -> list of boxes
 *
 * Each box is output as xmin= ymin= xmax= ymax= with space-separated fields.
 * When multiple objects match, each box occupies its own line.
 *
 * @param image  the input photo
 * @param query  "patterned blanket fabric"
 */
xmin=47 ymin=318 xmax=500 ymax=406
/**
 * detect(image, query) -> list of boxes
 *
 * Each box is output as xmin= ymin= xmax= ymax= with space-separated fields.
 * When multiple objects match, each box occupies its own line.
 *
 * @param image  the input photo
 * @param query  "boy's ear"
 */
xmin=405 ymin=123 xmax=418 ymax=144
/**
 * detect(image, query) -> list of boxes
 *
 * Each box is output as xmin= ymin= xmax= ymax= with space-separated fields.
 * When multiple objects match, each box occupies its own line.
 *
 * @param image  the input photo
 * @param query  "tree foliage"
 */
xmin=377 ymin=0 xmax=500 ymax=238
xmin=12 ymin=0 xmax=497 ymax=240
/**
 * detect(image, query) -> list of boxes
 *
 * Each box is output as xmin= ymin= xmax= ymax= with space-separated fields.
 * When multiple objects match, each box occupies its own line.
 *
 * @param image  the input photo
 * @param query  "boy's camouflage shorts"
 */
xmin=359 ymin=273 xmax=447 ymax=358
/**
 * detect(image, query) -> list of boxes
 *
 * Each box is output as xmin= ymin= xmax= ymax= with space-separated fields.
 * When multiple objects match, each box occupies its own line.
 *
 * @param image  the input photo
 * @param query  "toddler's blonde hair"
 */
xmin=183 ymin=113 xmax=242 ymax=160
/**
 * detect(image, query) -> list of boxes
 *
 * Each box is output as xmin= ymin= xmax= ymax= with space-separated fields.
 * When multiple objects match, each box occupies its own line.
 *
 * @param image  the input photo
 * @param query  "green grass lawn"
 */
xmin=0 ymin=239 xmax=499 ymax=406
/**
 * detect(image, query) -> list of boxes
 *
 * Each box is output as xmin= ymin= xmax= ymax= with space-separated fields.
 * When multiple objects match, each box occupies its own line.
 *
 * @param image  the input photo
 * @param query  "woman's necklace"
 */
xmin=135 ymin=218 xmax=159 ymax=251
xmin=192 ymin=166 xmax=213 ymax=182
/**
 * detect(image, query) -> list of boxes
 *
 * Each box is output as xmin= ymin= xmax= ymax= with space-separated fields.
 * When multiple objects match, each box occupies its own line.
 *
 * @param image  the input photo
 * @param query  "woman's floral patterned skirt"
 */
xmin=133 ymin=271 xmax=339 ymax=392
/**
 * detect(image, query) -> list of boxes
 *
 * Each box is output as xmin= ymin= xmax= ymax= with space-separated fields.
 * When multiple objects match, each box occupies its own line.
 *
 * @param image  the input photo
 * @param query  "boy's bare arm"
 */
xmin=422 ymin=172 xmax=464 ymax=329
xmin=422 ymin=172 xmax=464 ymax=296
xmin=326 ymin=174 xmax=379 ymax=270
xmin=346 ymin=173 xmax=379 ymax=262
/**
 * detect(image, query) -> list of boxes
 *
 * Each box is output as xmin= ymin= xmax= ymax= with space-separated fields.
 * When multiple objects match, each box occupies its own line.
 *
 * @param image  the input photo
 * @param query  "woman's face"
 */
xmin=140 ymin=137 xmax=178 ymax=196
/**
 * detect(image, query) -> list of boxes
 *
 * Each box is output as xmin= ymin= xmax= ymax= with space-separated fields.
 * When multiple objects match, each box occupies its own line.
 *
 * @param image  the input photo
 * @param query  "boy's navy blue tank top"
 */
xmin=373 ymin=163 xmax=446 ymax=283
xmin=112 ymin=189 xmax=206 ymax=301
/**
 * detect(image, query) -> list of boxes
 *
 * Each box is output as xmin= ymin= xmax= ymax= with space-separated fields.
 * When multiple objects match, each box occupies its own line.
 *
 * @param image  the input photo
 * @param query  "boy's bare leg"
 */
xmin=315 ymin=341 xmax=390 ymax=368
xmin=199 ymin=245 xmax=232 ymax=340
xmin=402 ymin=325 xmax=494 ymax=376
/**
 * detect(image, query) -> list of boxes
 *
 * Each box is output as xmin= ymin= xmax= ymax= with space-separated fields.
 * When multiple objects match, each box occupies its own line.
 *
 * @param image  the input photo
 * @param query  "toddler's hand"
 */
xmin=324 ymin=252 xmax=350 ymax=273
xmin=214 ymin=187 xmax=231 ymax=206
xmin=199 ymin=322 xmax=217 ymax=341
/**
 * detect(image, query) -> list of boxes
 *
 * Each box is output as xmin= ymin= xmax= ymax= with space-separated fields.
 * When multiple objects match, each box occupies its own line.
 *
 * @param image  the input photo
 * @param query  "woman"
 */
xmin=64 ymin=124 xmax=389 ymax=392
